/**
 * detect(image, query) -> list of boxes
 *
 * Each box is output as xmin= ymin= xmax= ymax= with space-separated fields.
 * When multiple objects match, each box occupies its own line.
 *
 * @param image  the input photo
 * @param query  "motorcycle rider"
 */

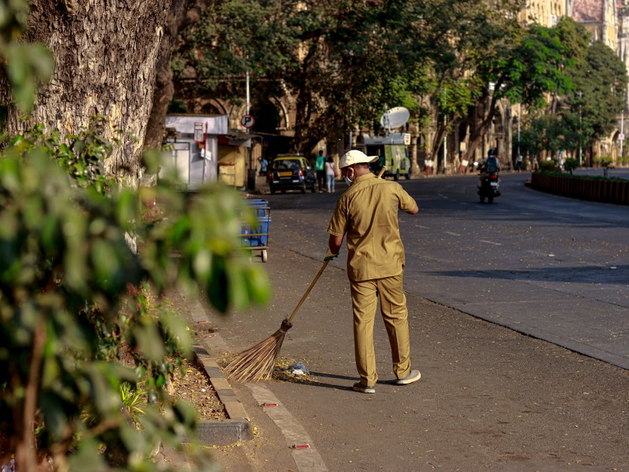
xmin=478 ymin=148 xmax=500 ymax=188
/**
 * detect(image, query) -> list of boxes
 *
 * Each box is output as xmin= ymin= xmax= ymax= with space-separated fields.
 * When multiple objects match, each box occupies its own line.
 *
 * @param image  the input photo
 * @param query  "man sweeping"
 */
xmin=326 ymin=150 xmax=421 ymax=394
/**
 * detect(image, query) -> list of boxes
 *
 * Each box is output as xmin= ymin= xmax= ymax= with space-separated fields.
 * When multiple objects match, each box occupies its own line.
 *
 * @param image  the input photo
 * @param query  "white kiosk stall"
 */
xmin=163 ymin=114 xmax=229 ymax=190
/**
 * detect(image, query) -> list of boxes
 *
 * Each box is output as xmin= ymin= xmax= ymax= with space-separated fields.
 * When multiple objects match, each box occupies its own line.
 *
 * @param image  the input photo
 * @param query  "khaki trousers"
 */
xmin=350 ymin=273 xmax=411 ymax=386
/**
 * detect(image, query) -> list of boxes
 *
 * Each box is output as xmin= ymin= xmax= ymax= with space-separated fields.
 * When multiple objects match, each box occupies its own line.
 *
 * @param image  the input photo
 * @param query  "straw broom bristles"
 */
xmin=224 ymin=320 xmax=292 ymax=382
xmin=224 ymin=260 xmax=331 ymax=382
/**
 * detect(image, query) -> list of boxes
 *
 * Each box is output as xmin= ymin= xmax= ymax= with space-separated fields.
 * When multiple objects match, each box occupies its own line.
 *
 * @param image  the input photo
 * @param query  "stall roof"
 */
xmin=165 ymin=114 xmax=228 ymax=135
xmin=364 ymin=132 xmax=406 ymax=145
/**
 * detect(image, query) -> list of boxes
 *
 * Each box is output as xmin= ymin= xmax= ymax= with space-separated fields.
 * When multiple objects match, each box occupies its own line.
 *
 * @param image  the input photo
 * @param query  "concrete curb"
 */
xmin=192 ymin=342 xmax=253 ymax=446
xmin=179 ymin=290 xmax=254 ymax=447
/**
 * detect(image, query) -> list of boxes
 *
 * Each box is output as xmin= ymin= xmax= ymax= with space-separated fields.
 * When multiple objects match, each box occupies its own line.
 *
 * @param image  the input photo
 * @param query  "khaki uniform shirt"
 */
xmin=327 ymin=173 xmax=417 ymax=282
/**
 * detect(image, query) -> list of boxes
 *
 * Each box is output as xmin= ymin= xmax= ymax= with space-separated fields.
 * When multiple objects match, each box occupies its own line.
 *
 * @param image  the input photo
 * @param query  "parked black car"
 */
xmin=269 ymin=156 xmax=316 ymax=194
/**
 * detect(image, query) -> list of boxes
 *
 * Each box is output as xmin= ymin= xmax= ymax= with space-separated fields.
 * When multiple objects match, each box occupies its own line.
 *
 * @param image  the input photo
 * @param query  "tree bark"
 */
xmin=1 ymin=0 xmax=211 ymax=183
xmin=15 ymin=0 xmax=171 ymax=180
xmin=431 ymin=124 xmax=446 ymax=164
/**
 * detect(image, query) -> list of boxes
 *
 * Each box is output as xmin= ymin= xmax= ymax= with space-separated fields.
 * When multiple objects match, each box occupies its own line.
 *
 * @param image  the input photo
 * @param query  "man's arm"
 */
xmin=399 ymin=190 xmax=419 ymax=215
xmin=328 ymin=234 xmax=344 ymax=254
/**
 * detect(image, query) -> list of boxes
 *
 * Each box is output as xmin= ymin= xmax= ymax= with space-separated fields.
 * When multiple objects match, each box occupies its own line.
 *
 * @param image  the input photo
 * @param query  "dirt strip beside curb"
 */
xmin=178 ymin=289 xmax=254 ymax=446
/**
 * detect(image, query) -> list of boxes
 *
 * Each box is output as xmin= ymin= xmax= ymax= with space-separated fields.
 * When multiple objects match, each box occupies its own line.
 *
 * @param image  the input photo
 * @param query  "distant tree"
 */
xmin=562 ymin=41 xmax=627 ymax=147
xmin=407 ymin=0 xmax=521 ymax=162
xmin=564 ymin=157 xmax=579 ymax=174
xmin=462 ymin=21 xmax=575 ymax=162
xmin=144 ymin=0 xmax=215 ymax=150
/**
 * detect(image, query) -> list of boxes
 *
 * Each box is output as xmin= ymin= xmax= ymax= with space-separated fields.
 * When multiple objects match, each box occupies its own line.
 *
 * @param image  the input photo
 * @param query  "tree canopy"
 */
xmin=518 ymin=19 xmax=627 ymax=160
xmin=173 ymin=2 xmax=628 ymax=164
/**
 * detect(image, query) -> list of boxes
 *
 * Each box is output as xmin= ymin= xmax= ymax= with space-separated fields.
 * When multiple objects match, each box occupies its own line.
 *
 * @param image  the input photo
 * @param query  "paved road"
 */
xmin=205 ymin=175 xmax=629 ymax=471
xmin=262 ymin=172 xmax=629 ymax=370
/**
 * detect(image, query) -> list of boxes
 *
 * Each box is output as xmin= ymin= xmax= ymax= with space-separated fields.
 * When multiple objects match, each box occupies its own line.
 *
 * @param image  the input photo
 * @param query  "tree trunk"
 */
xmin=1 ymin=0 xmax=204 ymax=183
xmin=463 ymin=83 xmax=502 ymax=163
xmin=292 ymin=43 xmax=319 ymax=154
xmin=144 ymin=0 xmax=214 ymax=153
xmin=431 ymin=124 xmax=446 ymax=164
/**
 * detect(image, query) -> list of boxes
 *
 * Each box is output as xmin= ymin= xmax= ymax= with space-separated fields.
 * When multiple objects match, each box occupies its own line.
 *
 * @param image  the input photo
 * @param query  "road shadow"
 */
xmin=307 ymin=371 xmax=403 ymax=389
xmin=309 ymin=371 xmax=355 ymax=381
xmin=426 ymin=264 xmax=628 ymax=285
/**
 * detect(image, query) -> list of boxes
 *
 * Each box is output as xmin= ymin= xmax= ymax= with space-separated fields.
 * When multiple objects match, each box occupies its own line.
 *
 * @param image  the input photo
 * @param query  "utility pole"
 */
xmin=443 ymin=89 xmax=447 ymax=174
xmin=443 ymin=113 xmax=447 ymax=174
xmin=621 ymin=110 xmax=625 ymax=162
xmin=578 ymin=91 xmax=583 ymax=167
xmin=517 ymin=103 xmax=521 ymax=157
xmin=246 ymin=71 xmax=255 ymax=191
xmin=246 ymin=70 xmax=250 ymax=116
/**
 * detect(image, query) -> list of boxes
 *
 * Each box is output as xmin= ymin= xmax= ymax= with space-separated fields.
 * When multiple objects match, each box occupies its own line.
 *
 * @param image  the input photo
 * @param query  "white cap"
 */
xmin=339 ymin=150 xmax=379 ymax=169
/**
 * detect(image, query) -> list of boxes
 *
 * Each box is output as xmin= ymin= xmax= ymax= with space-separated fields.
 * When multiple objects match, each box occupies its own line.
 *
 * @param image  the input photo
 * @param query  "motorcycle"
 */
xmin=478 ymin=171 xmax=501 ymax=203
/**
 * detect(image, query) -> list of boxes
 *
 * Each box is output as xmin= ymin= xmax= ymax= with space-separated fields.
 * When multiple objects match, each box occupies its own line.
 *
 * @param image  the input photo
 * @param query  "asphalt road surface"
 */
xmin=208 ymin=174 xmax=629 ymax=471
xmin=263 ymin=172 xmax=629 ymax=371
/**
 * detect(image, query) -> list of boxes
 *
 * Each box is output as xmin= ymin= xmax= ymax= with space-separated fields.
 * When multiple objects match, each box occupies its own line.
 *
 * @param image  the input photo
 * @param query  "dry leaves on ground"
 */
xmin=170 ymin=357 xmax=227 ymax=421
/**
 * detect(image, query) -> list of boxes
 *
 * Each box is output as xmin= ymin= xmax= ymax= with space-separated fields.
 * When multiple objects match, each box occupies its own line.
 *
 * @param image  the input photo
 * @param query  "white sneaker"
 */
xmin=352 ymin=382 xmax=376 ymax=394
xmin=396 ymin=369 xmax=421 ymax=385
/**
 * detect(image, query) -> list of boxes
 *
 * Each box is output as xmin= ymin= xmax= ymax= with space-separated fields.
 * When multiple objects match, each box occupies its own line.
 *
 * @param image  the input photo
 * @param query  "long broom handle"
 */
xmin=287 ymin=259 xmax=330 ymax=323
xmin=286 ymin=166 xmax=386 ymax=324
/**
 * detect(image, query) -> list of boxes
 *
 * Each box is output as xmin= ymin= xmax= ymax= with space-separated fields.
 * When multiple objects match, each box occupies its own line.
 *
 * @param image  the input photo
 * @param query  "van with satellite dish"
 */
xmin=364 ymin=133 xmax=411 ymax=180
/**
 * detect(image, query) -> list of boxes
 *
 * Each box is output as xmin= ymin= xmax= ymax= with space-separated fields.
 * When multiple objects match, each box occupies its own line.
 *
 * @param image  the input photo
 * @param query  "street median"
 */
xmin=530 ymin=172 xmax=629 ymax=205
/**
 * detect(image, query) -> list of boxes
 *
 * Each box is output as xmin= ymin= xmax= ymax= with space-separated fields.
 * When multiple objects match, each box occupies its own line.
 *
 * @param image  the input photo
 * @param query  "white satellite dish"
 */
xmin=380 ymin=107 xmax=410 ymax=130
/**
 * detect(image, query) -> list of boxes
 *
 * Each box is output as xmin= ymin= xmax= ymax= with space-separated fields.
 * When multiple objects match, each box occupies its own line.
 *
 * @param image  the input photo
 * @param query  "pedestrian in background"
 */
xmin=325 ymin=150 xmax=421 ymax=394
xmin=259 ymin=156 xmax=268 ymax=176
xmin=325 ymin=156 xmax=336 ymax=193
xmin=315 ymin=150 xmax=326 ymax=192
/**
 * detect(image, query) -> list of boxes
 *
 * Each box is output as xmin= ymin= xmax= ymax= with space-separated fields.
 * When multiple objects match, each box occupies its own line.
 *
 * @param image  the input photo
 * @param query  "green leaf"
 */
xmin=119 ymin=422 xmax=145 ymax=453
xmin=39 ymin=393 xmax=69 ymax=439
xmin=68 ymin=439 xmax=107 ymax=472
xmin=156 ymin=373 xmax=166 ymax=388
xmin=87 ymin=366 xmax=120 ymax=415
xmin=4 ymin=43 xmax=54 ymax=112
xmin=244 ymin=264 xmax=271 ymax=305
xmin=226 ymin=260 xmax=249 ymax=311
xmin=133 ymin=323 xmax=166 ymax=362
xmin=40 ymin=215 xmax=62 ymax=254
xmin=206 ymin=256 xmax=228 ymax=313
xmin=159 ymin=310 xmax=192 ymax=355
xmin=41 ymin=356 xmax=60 ymax=388
xmin=173 ymin=400 xmax=198 ymax=429
xmin=116 ymin=188 xmax=138 ymax=228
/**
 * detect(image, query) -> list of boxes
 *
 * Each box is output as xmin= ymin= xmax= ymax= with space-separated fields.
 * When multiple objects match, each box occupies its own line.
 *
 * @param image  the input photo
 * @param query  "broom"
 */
xmin=224 ymin=165 xmax=387 ymax=382
xmin=224 ymin=259 xmax=330 ymax=381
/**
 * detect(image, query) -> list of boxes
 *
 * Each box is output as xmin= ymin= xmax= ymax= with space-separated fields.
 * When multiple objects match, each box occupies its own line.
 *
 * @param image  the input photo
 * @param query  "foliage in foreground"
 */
xmin=0 ymin=124 xmax=270 ymax=471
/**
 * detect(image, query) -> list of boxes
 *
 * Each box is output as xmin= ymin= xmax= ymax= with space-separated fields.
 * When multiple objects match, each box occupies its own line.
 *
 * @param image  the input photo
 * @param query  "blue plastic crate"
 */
xmin=241 ymin=216 xmax=271 ymax=247
xmin=245 ymin=199 xmax=270 ymax=217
